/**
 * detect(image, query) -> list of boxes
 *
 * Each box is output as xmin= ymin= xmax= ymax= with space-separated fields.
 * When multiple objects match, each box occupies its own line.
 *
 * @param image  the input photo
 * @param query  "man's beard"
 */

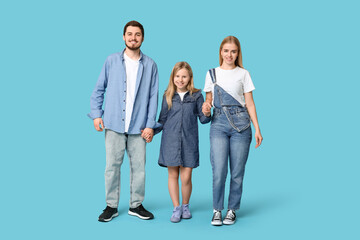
xmin=125 ymin=42 xmax=142 ymax=51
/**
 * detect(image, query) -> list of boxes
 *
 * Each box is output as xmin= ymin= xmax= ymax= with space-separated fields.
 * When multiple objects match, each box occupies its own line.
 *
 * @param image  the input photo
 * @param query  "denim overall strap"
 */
xmin=209 ymin=68 xmax=217 ymax=84
xmin=208 ymin=69 xmax=221 ymax=108
xmin=208 ymin=69 xmax=250 ymax=133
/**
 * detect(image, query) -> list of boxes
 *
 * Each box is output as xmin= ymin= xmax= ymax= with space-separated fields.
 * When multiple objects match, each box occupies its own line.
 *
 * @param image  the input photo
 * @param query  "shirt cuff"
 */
xmin=87 ymin=110 xmax=104 ymax=120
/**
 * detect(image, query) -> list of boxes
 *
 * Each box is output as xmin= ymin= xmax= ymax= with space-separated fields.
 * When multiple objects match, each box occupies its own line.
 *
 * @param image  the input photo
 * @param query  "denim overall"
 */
xmin=209 ymin=68 xmax=252 ymax=211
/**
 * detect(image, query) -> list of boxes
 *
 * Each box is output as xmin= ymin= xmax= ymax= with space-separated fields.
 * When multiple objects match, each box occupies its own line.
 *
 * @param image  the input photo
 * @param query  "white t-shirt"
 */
xmin=124 ymin=53 xmax=140 ymax=133
xmin=177 ymin=91 xmax=188 ymax=101
xmin=203 ymin=66 xmax=255 ymax=106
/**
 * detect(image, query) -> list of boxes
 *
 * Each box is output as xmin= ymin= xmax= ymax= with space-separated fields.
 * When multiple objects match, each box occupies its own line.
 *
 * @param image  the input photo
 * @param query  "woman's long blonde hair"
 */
xmin=219 ymin=36 xmax=243 ymax=68
xmin=165 ymin=61 xmax=199 ymax=109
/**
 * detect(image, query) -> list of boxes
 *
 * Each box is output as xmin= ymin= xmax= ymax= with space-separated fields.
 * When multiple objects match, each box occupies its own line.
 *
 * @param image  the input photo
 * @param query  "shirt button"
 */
xmin=122 ymin=119 xmax=124 ymax=121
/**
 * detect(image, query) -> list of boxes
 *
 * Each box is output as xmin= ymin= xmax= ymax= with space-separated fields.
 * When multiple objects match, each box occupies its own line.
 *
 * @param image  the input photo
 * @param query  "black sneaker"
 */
xmin=211 ymin=210 xmax=222 ymax=226
xmin=128 ymin=204 xmax=154 ymax=220
xmin=223 ymin=209 xmax=236 ymax=225
xmin=98 ymin=206 xmax=119 ymax=222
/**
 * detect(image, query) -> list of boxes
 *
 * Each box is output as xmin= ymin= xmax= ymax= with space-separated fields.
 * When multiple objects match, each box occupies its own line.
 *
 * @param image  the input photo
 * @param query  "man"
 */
xmin=88 ymin=21 xmax=158 ymax=222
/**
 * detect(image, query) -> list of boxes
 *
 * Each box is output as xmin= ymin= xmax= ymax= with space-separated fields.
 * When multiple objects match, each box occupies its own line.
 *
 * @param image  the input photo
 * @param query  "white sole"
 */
xmin=211 ymin=221 xmax=223 ymax=226
xmin=128 ymin=210 xmax=151 ymax=220
xmin=223 ymin=220 xmax=235 ymax=225
xmin=101 ymin=212 xmax=119 ymax=222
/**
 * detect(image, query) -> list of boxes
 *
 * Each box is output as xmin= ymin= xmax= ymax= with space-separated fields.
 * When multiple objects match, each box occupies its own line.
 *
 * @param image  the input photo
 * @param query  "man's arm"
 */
xmin=88 ymin=59 xmax=109 ymax=131
xmin=142 ymin=62 xmax=159 ymax=142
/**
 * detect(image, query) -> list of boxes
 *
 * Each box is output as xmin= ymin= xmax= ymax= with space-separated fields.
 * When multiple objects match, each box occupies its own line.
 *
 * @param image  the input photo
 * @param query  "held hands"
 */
xmin=202 ymin=101 xmax=212 ymax=117
xmin=255 ymin=131 xmax=263 ymax=148
xmin=141 ymin=128 xmax=154 ymax=143
xmin=93 ymin=118 xmax=105 ymax=131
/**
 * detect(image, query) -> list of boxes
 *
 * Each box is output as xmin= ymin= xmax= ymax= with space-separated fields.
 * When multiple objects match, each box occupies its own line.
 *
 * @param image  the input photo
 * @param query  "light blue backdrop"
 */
xmin=1 ymin=0 xmax=359 ymax=239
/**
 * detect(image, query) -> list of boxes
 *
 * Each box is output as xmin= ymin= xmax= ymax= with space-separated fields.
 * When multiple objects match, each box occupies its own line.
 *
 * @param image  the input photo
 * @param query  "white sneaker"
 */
xmin=211 ymin=210 xmax=222 ymax=226
xmin=223 ymin=209 xmax=236 ymax=225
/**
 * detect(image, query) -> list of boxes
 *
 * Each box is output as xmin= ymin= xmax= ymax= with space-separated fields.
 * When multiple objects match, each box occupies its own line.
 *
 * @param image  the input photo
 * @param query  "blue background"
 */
xmin=1 ymin=0 xmax=359 ymax=239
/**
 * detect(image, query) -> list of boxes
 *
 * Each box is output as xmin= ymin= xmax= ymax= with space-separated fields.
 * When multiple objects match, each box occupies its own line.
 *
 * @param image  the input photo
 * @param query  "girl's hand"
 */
xmin=255 ymin=131 xmax=263 ymax=148
xmin=202 ymin=102 xmax=212 ymax=117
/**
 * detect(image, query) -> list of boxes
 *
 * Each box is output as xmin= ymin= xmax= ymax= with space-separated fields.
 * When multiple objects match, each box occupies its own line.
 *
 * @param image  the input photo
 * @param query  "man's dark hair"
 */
xmin=123 ymin=21 xmax=144 ymax=37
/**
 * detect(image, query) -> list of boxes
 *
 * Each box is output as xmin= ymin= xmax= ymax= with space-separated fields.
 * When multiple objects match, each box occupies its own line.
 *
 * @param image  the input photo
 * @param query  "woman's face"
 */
xmin=221 ymin=43 xmax=238 ymax=66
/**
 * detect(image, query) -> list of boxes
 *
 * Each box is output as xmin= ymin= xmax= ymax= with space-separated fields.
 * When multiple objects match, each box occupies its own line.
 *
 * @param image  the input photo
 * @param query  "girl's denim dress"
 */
xmin=155 ymin=91 xmax=211 ymax=168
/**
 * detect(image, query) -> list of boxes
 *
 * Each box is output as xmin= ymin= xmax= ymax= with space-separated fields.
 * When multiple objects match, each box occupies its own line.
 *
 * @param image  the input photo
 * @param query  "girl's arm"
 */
xmin=197 ymin=93 xmax=211 ymax=124
xmin=244 ymin=92 xmax=263 ymax=148
xmin=153 ymin=96 xmax=169 ymax=135
xmin=202 ymin=92 xmax=213 ymax=116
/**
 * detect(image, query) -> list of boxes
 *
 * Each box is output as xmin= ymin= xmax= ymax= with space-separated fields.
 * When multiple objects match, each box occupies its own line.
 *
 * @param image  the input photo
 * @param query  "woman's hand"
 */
xmin=202 ymin=101 xmax=212 ymax=117
xmin=255 ymin=131 xmax=263 ymax=148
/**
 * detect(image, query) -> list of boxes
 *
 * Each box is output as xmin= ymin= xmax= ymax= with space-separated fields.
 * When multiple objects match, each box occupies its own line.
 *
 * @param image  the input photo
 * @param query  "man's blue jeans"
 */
xmin=210 ymin=112 xmax=252 ymax=211
xmin=104 ymin=129 xmax=146 ymax=209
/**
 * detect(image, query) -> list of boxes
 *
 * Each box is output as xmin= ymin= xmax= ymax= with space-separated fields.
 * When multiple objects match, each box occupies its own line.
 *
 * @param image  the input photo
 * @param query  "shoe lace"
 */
xmin=183 ymin=205 xmax=189 ymax=213
xmin=214 ymin=211 xmax=221 ymax=219
xmin=226 ymin=210 xmax=235 ymax=219
xmin=172 ymin=206 xmax=182 ymax=217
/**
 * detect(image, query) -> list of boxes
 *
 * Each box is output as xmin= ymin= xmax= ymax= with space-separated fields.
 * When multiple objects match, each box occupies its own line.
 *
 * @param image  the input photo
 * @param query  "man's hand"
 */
xmin=93 ymin=118 xmax=105 ymax=131
xmin=141 ymin=128 xmax=154 ymax=143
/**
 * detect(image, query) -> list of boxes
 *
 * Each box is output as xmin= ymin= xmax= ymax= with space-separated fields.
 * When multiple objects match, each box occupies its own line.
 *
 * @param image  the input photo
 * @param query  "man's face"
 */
xmin=123 ymin=26 xmax=143 ymax=50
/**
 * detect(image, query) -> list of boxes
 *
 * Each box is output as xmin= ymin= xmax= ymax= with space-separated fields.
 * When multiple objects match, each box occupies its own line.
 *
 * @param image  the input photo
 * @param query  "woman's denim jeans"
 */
xmin=210 ymin=111 xmax=252 ymax=211
xmin=104 ymin=129 xmax=146 ymax=208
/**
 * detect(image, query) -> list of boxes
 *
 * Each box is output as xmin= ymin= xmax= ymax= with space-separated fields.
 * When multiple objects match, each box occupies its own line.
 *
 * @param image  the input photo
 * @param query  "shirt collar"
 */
xmin=121 ymin=49 xmax=143 ymax=61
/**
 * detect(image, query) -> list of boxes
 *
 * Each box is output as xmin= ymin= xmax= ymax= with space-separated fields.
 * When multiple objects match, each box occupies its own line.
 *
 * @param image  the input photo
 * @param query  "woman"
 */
xmin=202 ymin=36 xmax=263 ymax=226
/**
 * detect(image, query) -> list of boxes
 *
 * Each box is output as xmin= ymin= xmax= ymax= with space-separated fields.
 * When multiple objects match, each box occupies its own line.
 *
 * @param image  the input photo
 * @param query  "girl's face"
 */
xmin=174 ymin=68 xmax=190 ymax=93
xmin=221 ymin=43 xmax=238 ymax=66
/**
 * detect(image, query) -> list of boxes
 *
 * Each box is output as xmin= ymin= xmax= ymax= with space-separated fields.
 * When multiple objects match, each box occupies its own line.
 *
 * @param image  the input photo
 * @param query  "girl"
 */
xmin=154 ymin=61 xmax=211 ymax=223
xmin=202 ymin=36 xmax=263 ymax=226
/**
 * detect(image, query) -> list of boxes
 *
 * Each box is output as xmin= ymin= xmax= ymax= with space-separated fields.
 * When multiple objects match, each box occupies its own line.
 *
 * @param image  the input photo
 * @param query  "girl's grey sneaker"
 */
xmin=98 ymin=206 xmax=119 ymax=222
xmin=223 ymin=209 xmax=236 ymax=225
xmin=211 ymin=210 xmax=222 ymax=226
xmin=170 ymin=206 xmax=182 ymax=223
xmin=181 ymin=204 xmax=192 ymax=219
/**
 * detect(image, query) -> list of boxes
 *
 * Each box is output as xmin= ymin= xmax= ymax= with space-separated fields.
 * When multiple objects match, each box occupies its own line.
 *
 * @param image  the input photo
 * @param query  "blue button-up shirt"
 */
xmin=88 ymin=50 xmax=159 ymax=134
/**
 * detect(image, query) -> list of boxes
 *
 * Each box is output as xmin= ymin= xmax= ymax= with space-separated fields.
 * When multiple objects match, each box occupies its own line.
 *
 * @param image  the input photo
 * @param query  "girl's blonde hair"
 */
xmin=165 ymin=61 xmax=199 ymax=109
xmin=219 ymin=36 xmax=243 ymax=68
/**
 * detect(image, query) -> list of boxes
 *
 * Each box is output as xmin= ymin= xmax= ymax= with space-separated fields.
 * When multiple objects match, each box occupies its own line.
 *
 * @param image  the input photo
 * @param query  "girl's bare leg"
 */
xmin=168 ymin=166 xmax=180 ymax=207
xmin=180 ymin=166 xmax=193 ymax=204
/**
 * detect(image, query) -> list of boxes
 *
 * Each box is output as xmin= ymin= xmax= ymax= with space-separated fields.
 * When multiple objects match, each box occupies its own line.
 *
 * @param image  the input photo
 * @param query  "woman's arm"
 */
xmin=244 ymin=91 xmax=263 ymax=148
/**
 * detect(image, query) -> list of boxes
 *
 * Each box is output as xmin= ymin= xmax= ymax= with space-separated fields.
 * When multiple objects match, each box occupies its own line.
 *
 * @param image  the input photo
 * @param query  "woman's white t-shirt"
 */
xmin=203 ymin=66 xmax=255 ymax=107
